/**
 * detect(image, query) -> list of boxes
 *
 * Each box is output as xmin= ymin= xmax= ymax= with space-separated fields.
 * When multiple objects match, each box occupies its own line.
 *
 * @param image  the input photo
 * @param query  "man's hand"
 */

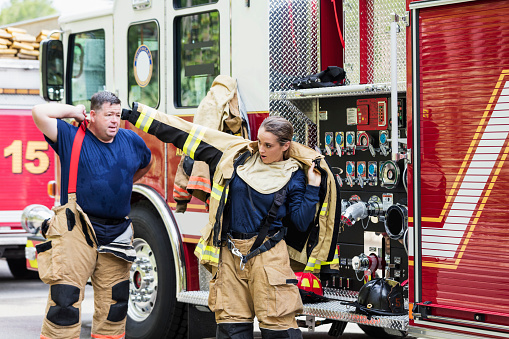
xmin=307 ymin=162 xmax=321 ymax=187
xmin=32 ymin=103 xmax=88 ymax=143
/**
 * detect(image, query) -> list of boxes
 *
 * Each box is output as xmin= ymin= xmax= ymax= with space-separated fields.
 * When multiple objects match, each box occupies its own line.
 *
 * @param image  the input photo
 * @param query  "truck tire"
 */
xmin=126 ymin=201 xmax=187 ymax=339
xmin=358 ymin=324 xmax=407 ymax=338
xmin=7 ymin=258 xmax=39 ymax=279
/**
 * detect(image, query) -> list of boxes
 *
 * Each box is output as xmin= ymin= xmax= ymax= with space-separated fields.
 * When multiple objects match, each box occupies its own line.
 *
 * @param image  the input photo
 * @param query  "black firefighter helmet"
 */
xmin=346 ymin=278 xmax=406 ymax=319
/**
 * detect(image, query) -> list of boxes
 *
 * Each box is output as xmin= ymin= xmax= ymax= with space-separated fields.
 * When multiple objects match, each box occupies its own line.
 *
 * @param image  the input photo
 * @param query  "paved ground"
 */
xmin=0 ymin=258 xmax=408 ymax=338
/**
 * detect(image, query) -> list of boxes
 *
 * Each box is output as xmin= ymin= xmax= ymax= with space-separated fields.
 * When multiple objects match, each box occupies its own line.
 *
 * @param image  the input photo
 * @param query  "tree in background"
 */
xmin=0 ymin=0 xmax=57 ymax=26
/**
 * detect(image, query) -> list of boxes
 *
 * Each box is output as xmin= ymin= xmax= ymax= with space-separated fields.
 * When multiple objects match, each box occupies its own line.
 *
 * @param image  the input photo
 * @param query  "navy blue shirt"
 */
xmin=229 ymin=169 xmax=320 ymax=234
xmin=46 ymin=119 xmax=151 ymax=220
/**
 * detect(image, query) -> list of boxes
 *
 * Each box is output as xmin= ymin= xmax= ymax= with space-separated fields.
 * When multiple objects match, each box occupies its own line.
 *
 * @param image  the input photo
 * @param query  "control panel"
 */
xmin=318 ymin=94 xmax=408 ymax=296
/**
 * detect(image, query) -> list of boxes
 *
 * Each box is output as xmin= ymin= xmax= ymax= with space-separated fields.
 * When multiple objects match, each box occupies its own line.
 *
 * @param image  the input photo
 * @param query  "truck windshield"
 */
xmin=69 ymin=29 xmax=106 ymax=111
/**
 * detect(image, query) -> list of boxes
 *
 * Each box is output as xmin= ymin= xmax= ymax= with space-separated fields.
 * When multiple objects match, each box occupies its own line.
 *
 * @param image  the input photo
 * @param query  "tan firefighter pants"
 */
xmin=37 ymin=197 xmax=131 ymax=339
xmin=208 ymin=237 xmax=303 ymax=330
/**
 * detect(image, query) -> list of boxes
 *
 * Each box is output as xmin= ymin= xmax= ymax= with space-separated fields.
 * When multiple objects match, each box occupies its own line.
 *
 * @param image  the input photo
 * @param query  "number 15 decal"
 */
xmin=3 ymin=140 xmax=50 ymax=174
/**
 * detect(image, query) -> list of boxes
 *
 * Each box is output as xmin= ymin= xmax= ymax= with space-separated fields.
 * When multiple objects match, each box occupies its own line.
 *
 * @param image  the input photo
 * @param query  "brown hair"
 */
xmin=91 ymin=91 xmax=121 ymax=111
xmin=260 ymin=116 xmax=293 ymax=159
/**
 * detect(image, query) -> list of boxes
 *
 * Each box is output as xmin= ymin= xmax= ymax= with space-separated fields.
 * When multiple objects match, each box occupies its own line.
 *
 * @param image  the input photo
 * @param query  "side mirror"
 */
xmin=40 ymin=39 xmax=64 ymax=101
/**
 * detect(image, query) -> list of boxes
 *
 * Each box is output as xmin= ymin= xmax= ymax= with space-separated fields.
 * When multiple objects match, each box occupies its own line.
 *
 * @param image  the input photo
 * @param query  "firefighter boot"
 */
xmin=260 ymin=328 xmax=303 ymax=339
xmin=216 ymin=322 xmax=254 ymax=339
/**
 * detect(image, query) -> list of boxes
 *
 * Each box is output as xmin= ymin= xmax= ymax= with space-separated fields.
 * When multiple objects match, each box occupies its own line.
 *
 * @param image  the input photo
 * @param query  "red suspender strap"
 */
xmin=68 ymin=120 xmax=87 ymax=194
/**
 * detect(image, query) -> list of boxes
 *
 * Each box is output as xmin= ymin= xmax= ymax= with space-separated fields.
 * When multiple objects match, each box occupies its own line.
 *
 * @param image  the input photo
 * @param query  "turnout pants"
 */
xmin=208 ymin=237 xmax=303 ymax=331
xmin=37 ymin=196 xmax=131 ymax=339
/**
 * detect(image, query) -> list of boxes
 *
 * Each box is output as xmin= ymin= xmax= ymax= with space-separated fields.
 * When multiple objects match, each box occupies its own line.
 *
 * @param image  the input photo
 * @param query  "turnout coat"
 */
xmin=122 ymin=102 xmax=340 ymax=273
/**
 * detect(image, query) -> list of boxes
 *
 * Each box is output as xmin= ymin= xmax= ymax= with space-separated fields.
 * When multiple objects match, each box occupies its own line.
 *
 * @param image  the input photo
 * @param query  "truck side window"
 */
xmin=128 ymin=21 xmax=160 ymax=109
xmin=175 ymin=11 xmax=219 ymax=107
xmin=68 ymin=30 xmax=105 ymax=111
xmin=174 ymin=0 xmax=217 ymax=9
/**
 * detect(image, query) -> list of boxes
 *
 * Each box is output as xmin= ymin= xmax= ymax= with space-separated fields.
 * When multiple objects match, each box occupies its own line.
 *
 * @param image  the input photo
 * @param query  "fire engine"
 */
xmin=0 ymin=59 xmax=53 ymax=279
xmin=20 ymin=0 xmax=509 ymax=338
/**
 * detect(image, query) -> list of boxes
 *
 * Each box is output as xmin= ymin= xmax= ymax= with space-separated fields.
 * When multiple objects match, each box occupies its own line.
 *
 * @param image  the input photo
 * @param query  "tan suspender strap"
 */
xmin=68 ymin=120 xmax=87 ymax=194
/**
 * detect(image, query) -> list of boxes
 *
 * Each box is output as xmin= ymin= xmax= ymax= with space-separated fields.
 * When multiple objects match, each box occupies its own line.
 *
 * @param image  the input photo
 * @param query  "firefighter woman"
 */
xmin=122 ymin=101 xmax=339 ymax=339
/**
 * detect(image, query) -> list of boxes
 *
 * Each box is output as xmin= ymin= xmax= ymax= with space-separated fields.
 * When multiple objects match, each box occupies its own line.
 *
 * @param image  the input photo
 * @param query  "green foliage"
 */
xmin=0 ymin=0 xmax=57 ymax=26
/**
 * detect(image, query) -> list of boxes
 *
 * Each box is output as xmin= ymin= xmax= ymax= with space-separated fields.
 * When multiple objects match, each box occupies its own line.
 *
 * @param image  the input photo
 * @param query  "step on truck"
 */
xmin=21 ymin=0 xmax=509 ymax=338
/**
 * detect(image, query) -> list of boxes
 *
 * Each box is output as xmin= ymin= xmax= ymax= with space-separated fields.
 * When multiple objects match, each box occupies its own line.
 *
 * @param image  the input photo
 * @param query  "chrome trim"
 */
xmin=412 ymin=318 xmax=509 ymax=338
xmin=411 ymin=8 xmax=422 ymax=304
xmin=427 ymin=315 xmax=509 ymax=332
xmin=409 ymin=0 xmax=476 ymax=10
xmin=0 ymin=236 xmax=28 ymax=246
xmin=132 ymin=184 xmax=186 ymax=293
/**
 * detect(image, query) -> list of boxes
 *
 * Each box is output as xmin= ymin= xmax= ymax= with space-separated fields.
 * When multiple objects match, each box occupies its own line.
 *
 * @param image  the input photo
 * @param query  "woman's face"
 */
xmin=257 ymin=127 xmax=290 ymax=164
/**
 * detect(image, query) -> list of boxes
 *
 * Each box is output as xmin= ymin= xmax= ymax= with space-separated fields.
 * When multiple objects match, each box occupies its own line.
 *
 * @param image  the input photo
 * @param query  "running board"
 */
xmin=177 ymin=290 xmax=409 ymax=331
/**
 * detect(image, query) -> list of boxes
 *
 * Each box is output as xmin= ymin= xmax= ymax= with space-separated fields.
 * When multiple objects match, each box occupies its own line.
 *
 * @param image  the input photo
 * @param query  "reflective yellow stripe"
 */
xmin=320 ymin=202 xmax=328 ymax=216
xmin=183 ymin=126 xmax=197 ymax=156
xmin=183 ymin=125 xmax=206 ymax=159
xmin=134 ymin=105 xmax=155 ymax=132
xmin=304 ymin=258 xmax=318 ymax=271
xmin=211 ymin=182 xmax=228 ymax=202
xmin=190 ymin=127 xmax=206 ymax=159
xmin=196 ymin=239 xmax=220 ymax=263
xmin=304 ymin=248 xmax=339 ymax=271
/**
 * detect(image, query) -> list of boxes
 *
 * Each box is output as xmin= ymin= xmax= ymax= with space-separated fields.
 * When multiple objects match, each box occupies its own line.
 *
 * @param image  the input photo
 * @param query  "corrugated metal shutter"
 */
xmin=418 ymin=0 xmax=509 ymax=324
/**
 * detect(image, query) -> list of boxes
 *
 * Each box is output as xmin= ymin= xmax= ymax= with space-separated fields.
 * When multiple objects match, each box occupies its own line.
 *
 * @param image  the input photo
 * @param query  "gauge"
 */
xmin=335 ymin=132 xmax=343 ymax=147
xmin=357 ymin=162 xmax=366 ymax=176
xmin=346 ymin=161 xmax=355 ymax=176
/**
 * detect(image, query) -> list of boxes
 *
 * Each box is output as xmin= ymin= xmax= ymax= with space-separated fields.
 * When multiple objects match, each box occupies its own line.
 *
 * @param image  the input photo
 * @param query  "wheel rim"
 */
xmin=128 ymin=238 xmax=158 ymax=321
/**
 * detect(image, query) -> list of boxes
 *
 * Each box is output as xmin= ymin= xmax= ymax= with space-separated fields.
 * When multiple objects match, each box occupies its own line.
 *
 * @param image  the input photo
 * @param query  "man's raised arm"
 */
xmin=32 ymin=103 xmax=87 ymax=143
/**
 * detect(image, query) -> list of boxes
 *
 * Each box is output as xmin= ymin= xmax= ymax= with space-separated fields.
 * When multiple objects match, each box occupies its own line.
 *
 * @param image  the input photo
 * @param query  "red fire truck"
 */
xmin=0 ymin=59 xmax=54 ymax=279
xmin=21 ymin=0 xmax=509 ymax=338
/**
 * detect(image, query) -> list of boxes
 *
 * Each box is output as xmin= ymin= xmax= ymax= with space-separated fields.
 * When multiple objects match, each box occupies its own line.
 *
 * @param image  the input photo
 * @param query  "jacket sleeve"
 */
xmin=122 ymin=102 xmax=245 ymax=170
xmin=287 ymin=170 xmax=320 ymax=232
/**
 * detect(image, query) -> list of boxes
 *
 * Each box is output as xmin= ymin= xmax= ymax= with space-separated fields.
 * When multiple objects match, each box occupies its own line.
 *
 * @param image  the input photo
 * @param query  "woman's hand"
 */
xmin=307 ymin=162 xmax=321 ymax=187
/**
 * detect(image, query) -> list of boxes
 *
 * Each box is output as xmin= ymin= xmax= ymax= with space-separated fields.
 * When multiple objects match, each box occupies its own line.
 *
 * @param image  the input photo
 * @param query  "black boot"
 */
xmin=216 ymin=322 xmax=254 ymax=339
xmin=260 ymin=328 xmax=303 ymax=339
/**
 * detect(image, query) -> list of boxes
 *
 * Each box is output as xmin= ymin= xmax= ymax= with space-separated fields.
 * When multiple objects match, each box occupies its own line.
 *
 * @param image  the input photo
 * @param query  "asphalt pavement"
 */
xmin=0 ymin=258 xmax=384 ymax=338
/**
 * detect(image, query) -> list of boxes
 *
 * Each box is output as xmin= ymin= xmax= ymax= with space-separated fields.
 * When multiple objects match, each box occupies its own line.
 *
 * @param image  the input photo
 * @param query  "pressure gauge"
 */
xmin=346 ymin=161 xmax=355 ymax=177
xmin=357 ymin=161 xmax=366 ymax=178
xmin=379 ymin=130 xmax=388 ymax=146
xmin=325 ymin=132 xmax=333 ymax=146
xmin=335 ymin=132 xmax=344 ymax=148
xmin=368 ymin=161 xmax=377 ymax=186
xmin=346 ymin=131 xmax=355 ymax=148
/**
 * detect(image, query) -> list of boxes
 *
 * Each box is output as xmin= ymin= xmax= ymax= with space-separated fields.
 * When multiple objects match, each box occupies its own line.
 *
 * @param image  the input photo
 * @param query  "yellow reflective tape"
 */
xmin=320 ymin=202 xmax=328 ymax=216
xmin=211 ymin=182 xmax=228 ymax=201
xmin=313 ymin=280 xmax=320 ymax=288
xmin=301 ymin=278 xmax=310 ymax=288
xmin=183 ymin=126 xmax=198 ymax=156
xmin=143 ymin=116 xmax=154 ymax=132
xmin=196 ymin=239 xmax=219 ymax=263
xmin=190 ymin=126 xmax=206 ymax=159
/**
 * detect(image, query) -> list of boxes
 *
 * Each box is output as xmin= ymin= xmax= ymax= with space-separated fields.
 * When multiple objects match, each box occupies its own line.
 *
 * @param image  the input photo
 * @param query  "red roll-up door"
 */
xmin=416 ymin=0 xmax=509 ymax=330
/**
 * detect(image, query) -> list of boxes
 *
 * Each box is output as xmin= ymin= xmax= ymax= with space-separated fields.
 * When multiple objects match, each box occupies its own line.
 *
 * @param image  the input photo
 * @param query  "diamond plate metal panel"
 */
xmin=269 ymin=0 xmax=320 ymax=92
xmin=269 ymin=0 xmax=320 ymax=148
xmin=177 ymin=291 xmax=409 ymax=330
xmin=270 ymin=99 xmax=317 ymax=149
xmin=344 ymin=0 xmax=407 ymax=91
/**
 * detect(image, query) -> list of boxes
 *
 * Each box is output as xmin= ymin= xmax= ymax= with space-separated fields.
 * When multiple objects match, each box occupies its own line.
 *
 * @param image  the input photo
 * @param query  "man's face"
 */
xmin=90 ymin=102 xmax=121 ymax=142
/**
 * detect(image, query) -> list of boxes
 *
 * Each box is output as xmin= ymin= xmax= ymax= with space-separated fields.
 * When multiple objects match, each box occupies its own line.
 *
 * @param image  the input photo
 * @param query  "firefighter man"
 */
xmin=32 ymin=91 xmax=152 ymax=339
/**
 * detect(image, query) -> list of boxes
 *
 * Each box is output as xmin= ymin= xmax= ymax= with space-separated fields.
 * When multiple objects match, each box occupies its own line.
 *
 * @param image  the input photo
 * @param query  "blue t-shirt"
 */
xmin=229 ymin=169 xmax=320 ymax=234
xmin=46 ymin=119 xmax=151 ymax=220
